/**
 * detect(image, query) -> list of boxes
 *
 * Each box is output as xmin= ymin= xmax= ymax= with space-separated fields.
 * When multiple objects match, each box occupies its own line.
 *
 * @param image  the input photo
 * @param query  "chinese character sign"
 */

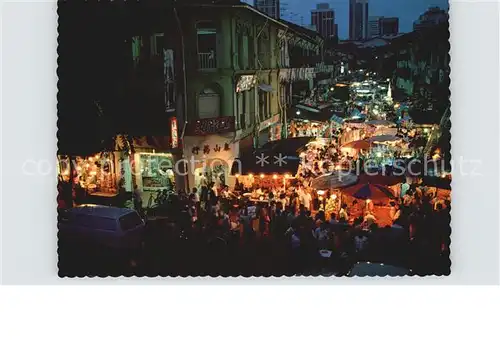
xmin=186 ymin=116 xmax=236 ymax=136
xmin=170 ymin=117 xmax=178 ymax=148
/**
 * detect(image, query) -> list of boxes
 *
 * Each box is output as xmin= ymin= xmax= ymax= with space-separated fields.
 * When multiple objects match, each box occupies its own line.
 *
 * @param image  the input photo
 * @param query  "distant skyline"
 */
xmin=246 ymin=0 xmax=449 ymax=39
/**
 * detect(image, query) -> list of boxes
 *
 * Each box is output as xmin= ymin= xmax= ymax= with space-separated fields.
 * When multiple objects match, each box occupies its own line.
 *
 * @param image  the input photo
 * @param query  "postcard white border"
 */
xmin=0 ymin=0 xmax=499 ymax=284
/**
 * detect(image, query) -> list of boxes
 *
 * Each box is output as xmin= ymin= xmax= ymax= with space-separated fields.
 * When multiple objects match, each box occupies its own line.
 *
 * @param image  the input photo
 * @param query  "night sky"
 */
xmin=245 ymin=0 xmax=449 ymax=39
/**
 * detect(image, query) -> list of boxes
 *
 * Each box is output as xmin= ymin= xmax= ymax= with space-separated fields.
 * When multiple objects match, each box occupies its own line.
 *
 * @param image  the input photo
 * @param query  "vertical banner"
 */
xmin=170 ymin=117 xmax=178 ymax=148
xmin=164 ymin=48 xmax=176 ymax=112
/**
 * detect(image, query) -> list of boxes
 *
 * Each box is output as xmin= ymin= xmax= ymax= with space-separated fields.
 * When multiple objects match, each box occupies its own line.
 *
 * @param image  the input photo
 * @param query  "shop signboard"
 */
xmin=170 ymin=116 xmax=178 ymax=148
xmin=186 ymin=116 xmax=236 ymax=136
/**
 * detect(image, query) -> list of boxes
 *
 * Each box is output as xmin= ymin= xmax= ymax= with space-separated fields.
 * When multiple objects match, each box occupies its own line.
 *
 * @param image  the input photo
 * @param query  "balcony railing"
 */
xmin=198 ymin=52 xmax=216 ymax=70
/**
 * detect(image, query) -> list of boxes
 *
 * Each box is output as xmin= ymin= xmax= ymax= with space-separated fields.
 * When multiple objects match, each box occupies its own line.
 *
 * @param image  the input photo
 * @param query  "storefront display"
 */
xmin=288 ymin=119 xmax=330 ymax=138
xmin=78 ymin=155 xmax=115 ymax=192
xmin=57 ymin=153 xmax=119 ymax=197
xmin=139 ymin=153 xmax=175 ymax=190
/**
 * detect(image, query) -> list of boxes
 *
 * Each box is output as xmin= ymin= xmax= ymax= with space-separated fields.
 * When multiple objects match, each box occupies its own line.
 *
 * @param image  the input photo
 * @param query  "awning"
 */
xmin=310 ymin=171 xmax=358 ymax=190
xmin=368 ymin=135 xmax=401 ymax=143
xmin=295 ymin=104 xmax=321 ymax=113
xmin=258 ymin=84 xmax=274 ymax=92
xmin=259 ymin=137 xmax=313 ymax=155
xmin=114 ymin=135 xmax=172 ymax=152
xmin=366 ymin=120 xmax=396 ymax=127
xmin=230 ymin=153 xmax=301 ymax=176
xmin=330 ymin=115 xmax=344 ymax=125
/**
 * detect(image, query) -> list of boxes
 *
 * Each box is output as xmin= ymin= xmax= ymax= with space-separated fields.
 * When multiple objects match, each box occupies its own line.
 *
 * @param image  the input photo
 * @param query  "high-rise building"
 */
xmin=368 ymin=16 xmax=381 ymax=38
xmin=254 ymin=0 xmax=280 ymax=19
xmin=311 ymin=3 xmax=336 ymax=39
xmin=369 ymin=16 xmax=399 ymax=37
xmin=413 ymin=7 xmax=448 ymax=31
xmin=349 ymin=0 xmax=369 ymax=40
xmin=379 ymin=17 xmax=398 ymax=36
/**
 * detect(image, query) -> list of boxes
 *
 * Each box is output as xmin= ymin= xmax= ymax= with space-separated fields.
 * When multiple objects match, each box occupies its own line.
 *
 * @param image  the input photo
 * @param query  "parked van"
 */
xmin=58 ymin=205 xmax=145 ymax=250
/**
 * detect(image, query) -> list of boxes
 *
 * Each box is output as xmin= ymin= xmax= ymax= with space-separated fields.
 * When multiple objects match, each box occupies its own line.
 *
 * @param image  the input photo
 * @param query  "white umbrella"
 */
xmin=310 ymin=171 xmax=358 ymax=190
xmin=368 ymin=134 xmax=401 ymax=143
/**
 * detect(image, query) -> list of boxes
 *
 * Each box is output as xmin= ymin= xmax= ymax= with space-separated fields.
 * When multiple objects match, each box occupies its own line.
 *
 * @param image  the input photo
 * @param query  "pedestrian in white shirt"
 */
xmin=301 ymin=191 xmax=312 ymax=211
xmin=363 ymin=212 xmax=377 ymax=227
xmin=338 ymin=204 xmax=349 ymax=222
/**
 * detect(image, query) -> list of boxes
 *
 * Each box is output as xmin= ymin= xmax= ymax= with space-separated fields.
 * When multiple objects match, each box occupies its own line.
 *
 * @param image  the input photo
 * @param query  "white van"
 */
xmin=59 ymin=205 xmax=145 ymax=250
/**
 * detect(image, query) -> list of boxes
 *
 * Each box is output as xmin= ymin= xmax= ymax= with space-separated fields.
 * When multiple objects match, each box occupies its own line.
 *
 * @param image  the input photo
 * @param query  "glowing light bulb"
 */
xmin=272 ymin=174 xmax=278 ymax=180
xmin=260 ymin=174 xmax=265 ymax=179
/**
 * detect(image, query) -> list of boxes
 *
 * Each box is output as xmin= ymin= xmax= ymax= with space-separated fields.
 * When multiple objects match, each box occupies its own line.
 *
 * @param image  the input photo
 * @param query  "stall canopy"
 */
xmin=330 ymin=115 xmax=344 ymax=125
xmin=343 ymin=116 xmax=366 ymax=124
xmin=231 ymin=137 xmax=312 ymax=176
xmin=230 ymin=153 xmax=301 ymax=176
xmin=366 ymin=120 xmax=396 ymax=127
xmin=368 ymin=134 xmax=401 ymax=143
xmin=310 ymin=171 xmax=358 ymax=190
xmin=358 ymin=173 xmax=404 ymax=186
xmin=294 ymin=104 xmax=333 ymax=122
xmin=397 ymin=115 xmax=412 ymax=124
xmin=341 ymin=139 xmax=371 ymax=150
xmin=343 ymin=183 xmax=395 ymax=200
xmin=351 ymin=108 xmax=361 ymax=117
xmin=295 ymin=104 xmax=321 ymax=113
xmin=258 ymin=84 xmax=274 ymax=92
xmin=260 ymin=137 xmax=313 ymax=155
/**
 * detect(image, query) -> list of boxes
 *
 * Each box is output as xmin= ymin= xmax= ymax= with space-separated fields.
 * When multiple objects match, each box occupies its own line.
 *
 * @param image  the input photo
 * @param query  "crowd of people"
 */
xmin=158 ymin=171 xmax=450 ymax=274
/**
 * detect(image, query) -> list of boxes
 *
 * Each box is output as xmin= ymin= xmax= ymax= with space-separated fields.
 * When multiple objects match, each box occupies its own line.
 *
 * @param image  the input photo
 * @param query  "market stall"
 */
xmin=342 ymin=183 xmax=396 ymax=226
xmin=288 ymin=103 xmax=334 ymax=138
xmin=58 ymin=152 xmax=121 ymax=206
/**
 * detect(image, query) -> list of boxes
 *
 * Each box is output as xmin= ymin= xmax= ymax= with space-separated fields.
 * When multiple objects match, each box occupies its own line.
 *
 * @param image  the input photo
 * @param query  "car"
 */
xmin=58 ymin=204 xmax=145 ymax=251
xmin=347 ymin=261 xmax=412 ymax=277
